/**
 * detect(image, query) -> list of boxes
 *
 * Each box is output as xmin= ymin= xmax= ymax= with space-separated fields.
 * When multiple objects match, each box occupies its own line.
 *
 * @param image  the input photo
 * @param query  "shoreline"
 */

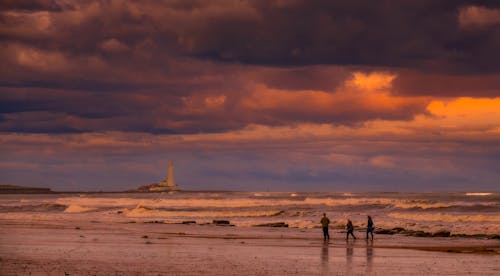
xmin=1 ymin=218 xmax=499 ymax=255
xmin=1 ymin=211 xmax=498 ymax=240
xmin=1 ymin=219 xmax=499 ymax=275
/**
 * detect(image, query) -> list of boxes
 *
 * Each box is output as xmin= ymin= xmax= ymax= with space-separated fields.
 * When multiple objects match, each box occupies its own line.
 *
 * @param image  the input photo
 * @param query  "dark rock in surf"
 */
xmin=213 ymin=220 xmax=230 ymax=225
xmin=410 ymin=230 xmax=432 ymax=237
xmin=375 ymin=228 xmax=435 ymax=237
xmin=392 ymin=227 xmax=406 ymax=232
xmin=432 ymin=231 xmax=451 ymax=237
xmin=253 ymin=222 xmax=289 ymax=227
xmin=375 ymin=228 xmax=396 ymax=235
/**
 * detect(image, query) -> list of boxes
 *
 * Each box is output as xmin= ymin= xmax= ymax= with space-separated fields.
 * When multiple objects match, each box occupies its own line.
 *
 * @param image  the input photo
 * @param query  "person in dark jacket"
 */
xmin=320 ymin=213 xmax=330 ymax=241
xmin=346 ymin=219 xmax=356 ymax=240
xmin=366 ymin=215 xmax=374 ymax=240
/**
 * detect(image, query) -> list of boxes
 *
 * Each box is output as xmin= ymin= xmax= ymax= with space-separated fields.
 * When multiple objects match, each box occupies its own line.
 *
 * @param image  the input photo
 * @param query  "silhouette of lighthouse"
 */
xmin=166 ymin=160 xmax=176 ymax=188
xmin=159 ymin=160 xmax=178 ymax=190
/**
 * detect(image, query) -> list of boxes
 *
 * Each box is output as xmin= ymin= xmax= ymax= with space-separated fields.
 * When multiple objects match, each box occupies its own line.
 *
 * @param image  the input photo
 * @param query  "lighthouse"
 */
xmin=151 ymin=160 xmax=179 ymax=191
xmin=166 ymin=160 xmax=176 ymax=188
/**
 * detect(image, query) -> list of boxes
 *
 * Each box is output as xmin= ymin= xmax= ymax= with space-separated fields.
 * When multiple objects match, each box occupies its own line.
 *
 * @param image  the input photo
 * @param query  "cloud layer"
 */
xmin=1 ymin=1 xmax=499 ymax=190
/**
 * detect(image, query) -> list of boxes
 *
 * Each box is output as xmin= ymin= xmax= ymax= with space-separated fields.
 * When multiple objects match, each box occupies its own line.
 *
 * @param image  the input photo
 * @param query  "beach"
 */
xmin=0 ymin=192 xmax=499 ymax=275
xmin=1 ymin=219 xmax=499 ymax=275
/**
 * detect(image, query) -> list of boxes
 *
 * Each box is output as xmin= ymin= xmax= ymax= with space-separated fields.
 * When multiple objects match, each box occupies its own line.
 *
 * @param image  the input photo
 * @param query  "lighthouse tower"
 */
xmin=155 ymin=160 xmax=178 ymax=191
xmin=166 ymin=160 xmax=175 ymax=188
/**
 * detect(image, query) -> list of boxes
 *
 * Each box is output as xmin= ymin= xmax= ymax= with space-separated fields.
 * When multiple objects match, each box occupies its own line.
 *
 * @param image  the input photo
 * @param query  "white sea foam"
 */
xmin=53 ymin=196 xmax=497 ymax=210
xmin=2 ymin=192 xmax=498 ymax=236
xmin=55 ymin=197 xmax=302 ymax=208
xmin=388 ymin=212 xmax=500 ymax=223
xmin=465 ymin=192 xmax=493 ymax=196
xmin=64 ymin=205 xmax=95 ymax=213
xmin=123 ymin=206 xmax=283 ymax=218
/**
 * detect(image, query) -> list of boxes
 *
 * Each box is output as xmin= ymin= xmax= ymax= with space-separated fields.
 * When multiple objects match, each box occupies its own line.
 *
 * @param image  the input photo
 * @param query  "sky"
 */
xmin=1 ymin=0 xmax=500 ymax=192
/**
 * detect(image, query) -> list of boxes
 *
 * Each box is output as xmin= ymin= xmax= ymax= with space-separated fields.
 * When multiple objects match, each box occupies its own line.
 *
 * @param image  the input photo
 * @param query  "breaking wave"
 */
xmin=2 ymin=192 xmax=498 ymax=236
xmin=388 ymin=212 xmax=500 ymax=223
xmin=53 ymin=196 xmax=498 ymax=211
xmin=64 ymin=204 xmax=96 ymax=213
xmin=122 ymin=205 xmax=284 ymax=218
xmin=466 ymin=192 xmax=493 ymax=196
xmin=0 ymin=203 xmax=67 ymax=212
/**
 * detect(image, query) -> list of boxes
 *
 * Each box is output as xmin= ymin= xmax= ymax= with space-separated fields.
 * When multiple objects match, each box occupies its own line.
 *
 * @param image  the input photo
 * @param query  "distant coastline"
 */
xmin=0 ymin=185 xmax=176 ymax=194
xmin=0 ymin=184 xmax=188 ymax=194
xmin=1 ymin=186 xmax=497 ymax=195
xmin=0 ymin=185 xmax=53 ymax=194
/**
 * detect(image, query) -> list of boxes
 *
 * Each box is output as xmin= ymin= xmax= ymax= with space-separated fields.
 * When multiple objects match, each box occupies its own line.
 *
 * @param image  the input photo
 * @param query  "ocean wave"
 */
xmin=122 ymin=205 xmax=284 ymax=218
xmin=55 ymin=197 xmax=303 ymax=208
xmin=64 ymin=205 xmax=96 ymax=213
xmin=304 ymin=197 xmax=499 ymax=210
xmin=400 ymin=204 xmax=500 ymax=212
xmin=388 ymin=212 xmax=500 ymax=223
xmin=465 ymin=192 xmax=493 ymax=196
xmin=0 ymin=203 xmax=67 ymax=212
xmin=53 ymin=196 xmax=498 ymax=212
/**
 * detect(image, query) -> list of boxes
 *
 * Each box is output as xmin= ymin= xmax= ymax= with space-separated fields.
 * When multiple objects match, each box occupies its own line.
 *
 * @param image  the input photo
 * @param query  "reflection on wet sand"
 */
xmin=346 ymin=240 xmax=354 ymax=274
xmin=321 ymin=242 xmax=329 ymax=275
xmin=366 ymin=239 xmax=373 ymax=274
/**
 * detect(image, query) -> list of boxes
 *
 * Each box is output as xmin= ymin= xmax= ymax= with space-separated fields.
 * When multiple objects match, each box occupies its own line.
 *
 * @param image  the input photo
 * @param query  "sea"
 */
xmin=0 ymin=192 xmax=499 ymax=236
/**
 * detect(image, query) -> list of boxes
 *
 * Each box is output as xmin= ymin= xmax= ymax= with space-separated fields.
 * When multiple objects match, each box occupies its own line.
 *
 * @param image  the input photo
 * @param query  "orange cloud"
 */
xmin=423 ymin=97 xmax=500 ymax=130
xmin=348 ymin=72 xmax=396 ymax=90
xmin=241 ymin=71 xmax=428 ymax=122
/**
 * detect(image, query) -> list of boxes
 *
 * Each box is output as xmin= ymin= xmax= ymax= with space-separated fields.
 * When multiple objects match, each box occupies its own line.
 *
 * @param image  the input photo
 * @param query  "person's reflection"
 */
xmin=321 ymin=241 xmax=330 ymax=275
xmin=346 ymin=240 xmax=354 ymax=274
xmin=366 ymin=239 xmax=373 ymax=274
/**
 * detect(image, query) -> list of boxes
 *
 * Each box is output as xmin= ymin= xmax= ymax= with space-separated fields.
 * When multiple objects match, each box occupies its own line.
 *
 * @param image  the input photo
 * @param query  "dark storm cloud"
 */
xmin=393 ymin=71 xmax=500 ymax=97
xmin=178 ymin=0 xmax=500 ymax=73
xmin=0 ymin=88 xmax=137 ymax=117
xmin=0 ymin=0 xmax=68 ymax=12
xmin=245 ymin=66 xmax=351 ymax=92
xmin=0 ymin=87 xmax=183 ymax=133
xmin=0 ymin=0 xmax=499 ymax=135
xmin=0 ymin=74 xmax=431 ymax=134
xmin=2 ymin=1 xmax=499 ymax=72
xmin=0 ymin=80 xmax=157 ymax=92
xmin=0 ymin=1 xmax=499 ymax=192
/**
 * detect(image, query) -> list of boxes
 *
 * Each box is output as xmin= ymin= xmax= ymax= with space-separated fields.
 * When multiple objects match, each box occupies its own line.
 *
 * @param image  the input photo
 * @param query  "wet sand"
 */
xmin=1 ymin=219 xmax=499 ymax=275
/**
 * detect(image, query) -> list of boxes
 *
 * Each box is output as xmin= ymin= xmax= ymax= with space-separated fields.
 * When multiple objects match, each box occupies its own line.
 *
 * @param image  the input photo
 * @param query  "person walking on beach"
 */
xmin=320 ymin=213 xmax=330 ymax=241
xmin=366 ymin=215 xmax=374 ymax=240
xmin=346 ymin=219 xmax=356 ymax=240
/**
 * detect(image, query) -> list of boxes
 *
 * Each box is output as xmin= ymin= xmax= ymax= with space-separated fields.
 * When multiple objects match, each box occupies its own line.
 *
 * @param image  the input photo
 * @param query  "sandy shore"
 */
xmin=0 ymin=219 xmax=499 ymax=275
